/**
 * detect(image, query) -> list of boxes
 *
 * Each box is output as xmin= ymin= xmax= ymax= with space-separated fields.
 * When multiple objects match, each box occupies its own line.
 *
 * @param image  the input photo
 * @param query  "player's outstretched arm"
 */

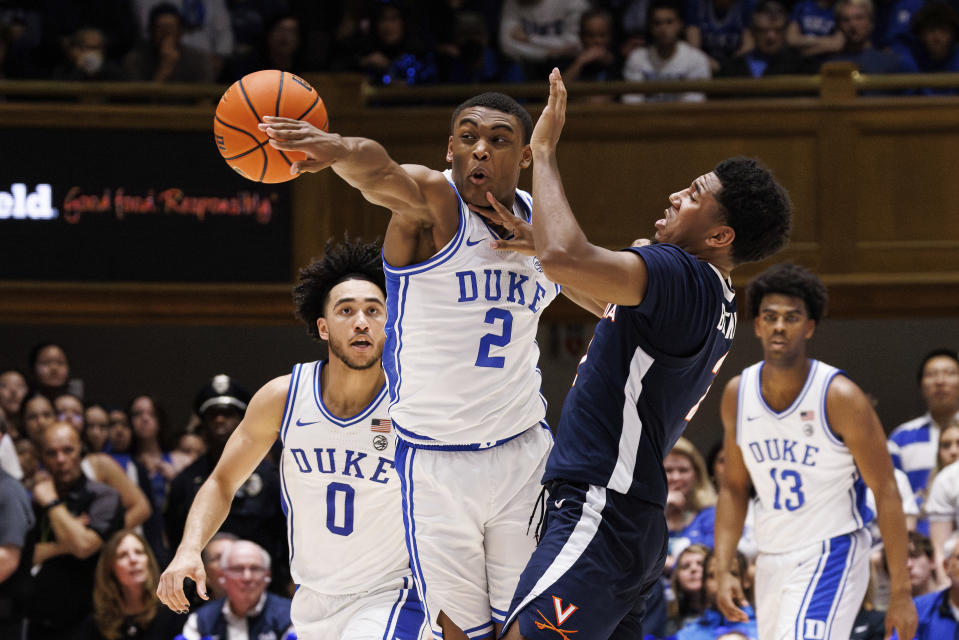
xmin=529 ymin=69 xmax=649 ymax=307
xmin=714 ymin=377 xmax=752 ymax=623
xmin=827 ymin=376 xmax=918 ymax=640
xmin=156 ymin=375 xmax=288 ymax=614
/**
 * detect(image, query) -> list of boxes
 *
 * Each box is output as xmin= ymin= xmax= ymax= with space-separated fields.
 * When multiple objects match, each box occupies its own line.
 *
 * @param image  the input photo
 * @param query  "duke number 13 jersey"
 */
xmin=279 ymin=361 xmax=412 ymax=594
xmin=737 ymin=359 xmax=873 ymax=554
xmin=383 ymin=171 xmax=559 ymax=448
xmin=544 ymin=244 xmax=736 ymax=507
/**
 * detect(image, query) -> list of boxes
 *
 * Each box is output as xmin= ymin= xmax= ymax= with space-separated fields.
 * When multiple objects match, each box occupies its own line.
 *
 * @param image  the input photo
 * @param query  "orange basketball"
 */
xmin=213 ymin=70 xmax=328 ymax=183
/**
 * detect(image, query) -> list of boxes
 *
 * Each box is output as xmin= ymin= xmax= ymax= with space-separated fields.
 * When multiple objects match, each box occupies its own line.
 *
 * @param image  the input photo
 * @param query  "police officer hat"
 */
xmin=193 ymin=374 xmax=251 ymax=417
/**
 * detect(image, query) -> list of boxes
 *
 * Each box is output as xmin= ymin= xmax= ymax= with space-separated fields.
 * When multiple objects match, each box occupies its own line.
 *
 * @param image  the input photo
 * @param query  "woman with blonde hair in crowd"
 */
xmin=667 ymin=543 xmax=711 ymax=635
xmin=665 ymin=437 xmax=718 ymax=569
xmin=80 ymin=530 xmax=182 ymax=640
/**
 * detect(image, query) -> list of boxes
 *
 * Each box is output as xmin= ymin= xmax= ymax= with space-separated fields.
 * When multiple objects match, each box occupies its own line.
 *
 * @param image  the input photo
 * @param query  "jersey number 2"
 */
xmin=475 ymin=308 xmax=513 ymax=368
xmin=326 ymin=482 xmax=355 ymax=536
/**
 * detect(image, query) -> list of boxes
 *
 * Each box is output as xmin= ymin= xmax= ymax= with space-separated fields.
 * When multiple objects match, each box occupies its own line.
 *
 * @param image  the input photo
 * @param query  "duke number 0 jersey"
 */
xmin=737 ymin=359 xmax=873 ymax=554
xmin=544 ymin=244 xmax=736 ymax=507
xmin=279 ymin=361 xmax=412 ymax=594
xmin=383 ymin=170 xmax=559 ymax=448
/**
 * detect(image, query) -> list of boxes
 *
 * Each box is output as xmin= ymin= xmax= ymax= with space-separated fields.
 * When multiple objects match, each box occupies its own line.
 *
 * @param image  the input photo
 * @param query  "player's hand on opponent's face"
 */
xmin=467 ymin=192 xmax=537 ymax=256
xmin=258 ymin=116 xmax=337 ymax=175
xmin=715 ymin=570 xmax=750 ymax=623
xmin=156 ymin=549 xmax=209 ymax=614
xmin=884 ymin=591 xmax=918 ymax=640
xmin=531 ymin=68 xmax=567 ymax=155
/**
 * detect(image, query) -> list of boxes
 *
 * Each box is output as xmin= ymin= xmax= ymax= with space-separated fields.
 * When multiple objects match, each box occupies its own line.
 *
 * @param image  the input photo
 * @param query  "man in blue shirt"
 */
xmin=480 ymin=69 xmax=792 ymax=640
xmin=894 ymin=531 xmax=959 ymax=639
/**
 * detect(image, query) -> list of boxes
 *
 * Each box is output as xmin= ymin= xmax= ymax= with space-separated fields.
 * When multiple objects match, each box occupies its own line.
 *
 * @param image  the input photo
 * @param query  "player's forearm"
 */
xmin=714 ymin=485 xmax=749 ymax=567
xmin=176 ymin=476 xmax=237 ymax=553
xmin=874 ymin=487 xmax=913 ymax=595
xmin=530 ymin=150 xmax=591 ymax=280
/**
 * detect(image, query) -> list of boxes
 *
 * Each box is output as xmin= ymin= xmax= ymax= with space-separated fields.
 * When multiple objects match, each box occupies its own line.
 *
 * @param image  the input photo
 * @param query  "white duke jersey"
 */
xmin=279 ymin=360 xmax=412 ymax=594
xmin=737 ymin=360 xmax=873 ymax=554
xmin=383 ymin=170 xmax=559 ymax=449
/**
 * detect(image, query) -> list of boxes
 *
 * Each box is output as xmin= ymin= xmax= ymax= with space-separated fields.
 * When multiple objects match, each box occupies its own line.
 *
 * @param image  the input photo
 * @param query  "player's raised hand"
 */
xmin=258 ymin=116 xmax=339 ymax=175
xmin=884 ymin=591 xmax=917 ymax=640
xmin=715 ymin=570 xmax=750 ymax=623
xmin=465 ymin=191 xmax=536 ymax=256
xmin=156 ymin=548 xmax=208 ymax=614
xmin=531 ymin=68 xmax=567 ymax=155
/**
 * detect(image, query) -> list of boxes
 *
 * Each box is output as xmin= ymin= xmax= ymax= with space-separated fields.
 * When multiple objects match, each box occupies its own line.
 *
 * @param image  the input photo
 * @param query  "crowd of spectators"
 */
xmin=2 ymin=337 xmax=958 ymax=639
xmin=1 ymin=0 xmax=958 ymax=98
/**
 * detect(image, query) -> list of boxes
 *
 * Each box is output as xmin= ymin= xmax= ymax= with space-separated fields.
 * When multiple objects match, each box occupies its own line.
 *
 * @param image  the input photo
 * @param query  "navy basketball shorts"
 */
xmin=501 ymin=481 xmax=668 ymax=640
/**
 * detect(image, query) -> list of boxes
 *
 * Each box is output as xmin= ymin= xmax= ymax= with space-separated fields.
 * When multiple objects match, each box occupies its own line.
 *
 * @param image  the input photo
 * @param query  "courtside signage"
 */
xmin=0 ymin=184 xmax=58 ymax=220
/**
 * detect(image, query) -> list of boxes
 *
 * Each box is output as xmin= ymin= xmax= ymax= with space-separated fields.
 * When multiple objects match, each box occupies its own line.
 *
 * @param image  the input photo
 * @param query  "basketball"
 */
xmin=213 ymin=70 xmax=328 ymax=184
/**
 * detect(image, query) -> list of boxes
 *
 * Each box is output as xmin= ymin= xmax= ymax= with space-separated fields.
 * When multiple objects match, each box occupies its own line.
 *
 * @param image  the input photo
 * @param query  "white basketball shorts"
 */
xmin=755 ymin=528 xmax=871 ymax=640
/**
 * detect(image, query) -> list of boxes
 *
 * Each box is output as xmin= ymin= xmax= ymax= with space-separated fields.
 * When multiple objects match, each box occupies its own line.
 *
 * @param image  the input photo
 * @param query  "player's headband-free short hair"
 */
xmin=746 ymin=263 xmax=828 ymax=323
xmin=451 ymin=92 xmax=533 ymax=145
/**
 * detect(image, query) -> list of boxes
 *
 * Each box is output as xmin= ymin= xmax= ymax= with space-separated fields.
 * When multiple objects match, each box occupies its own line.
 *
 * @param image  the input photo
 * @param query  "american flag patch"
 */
xmin=371 ymin=418 xmax=392 ymax=433
xmin=800 ymin=410 xmax=815 ymax=421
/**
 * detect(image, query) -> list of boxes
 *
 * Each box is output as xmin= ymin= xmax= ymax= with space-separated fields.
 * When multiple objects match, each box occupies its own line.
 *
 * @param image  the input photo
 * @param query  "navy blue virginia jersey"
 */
xmin=544 ymin=244 xmax=736 ymax=507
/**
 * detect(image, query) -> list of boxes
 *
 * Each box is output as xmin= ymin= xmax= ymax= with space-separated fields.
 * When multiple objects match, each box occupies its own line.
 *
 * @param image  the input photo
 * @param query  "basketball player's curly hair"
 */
xmin=293 ymin=236 xmax=385 ymax=341
xmin=746 ymin=263 xmax=828 ymax=323
xmin=713 ymin=157 xmax=793 ymax=265
xmin=452 ymin=92 xmax=533 ymax=144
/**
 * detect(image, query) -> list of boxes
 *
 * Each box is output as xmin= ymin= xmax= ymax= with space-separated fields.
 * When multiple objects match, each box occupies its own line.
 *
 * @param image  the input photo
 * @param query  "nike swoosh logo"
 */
xmin=465 ymin=237 xmax=483 ymax=246
xmin=554 ymin=499 xmax=565 ymax=509
xmin=295 ymin=418 xmax=321 ymax=427
xmin=747 ymin=415 xmax=761 ymax=421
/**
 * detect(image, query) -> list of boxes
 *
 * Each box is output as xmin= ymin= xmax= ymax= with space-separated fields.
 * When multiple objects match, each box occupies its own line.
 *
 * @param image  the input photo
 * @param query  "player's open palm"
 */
xmin=157 ymin=549 xmax=208 ymax=613
xmin=531 ymin=68 xmax=567 ymax=154
xmin=259 ymin=116 xmax=338 ymax=174
xmin=716 ymin=571 xmax=750 ymax=623
xmin=884 ymin=592 xmax=917 ymax=639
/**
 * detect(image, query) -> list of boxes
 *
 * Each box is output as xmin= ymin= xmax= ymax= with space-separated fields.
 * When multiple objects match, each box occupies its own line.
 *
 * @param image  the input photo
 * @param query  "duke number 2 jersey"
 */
xmin=544 ymin=244 xmax=736 ymax=507
xmin=737 ymin=360 xmax=874 ymax=554
xmin=383 ymin=170 xmax=559 ymax=449
xmin=279 ymin=361 xmax=412 ymax=594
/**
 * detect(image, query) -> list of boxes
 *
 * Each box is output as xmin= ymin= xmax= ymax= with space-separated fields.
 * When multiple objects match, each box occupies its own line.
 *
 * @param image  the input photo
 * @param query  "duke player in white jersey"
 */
xmin=259 ymin=89 xmax=607 ymax=640
xmin=157 ymin=239 xmax=427 ymax=640
xmin=714 ymin=263 xmax=917 ymax=640
xmin=480 ymin=70 xmax=791 ymax=640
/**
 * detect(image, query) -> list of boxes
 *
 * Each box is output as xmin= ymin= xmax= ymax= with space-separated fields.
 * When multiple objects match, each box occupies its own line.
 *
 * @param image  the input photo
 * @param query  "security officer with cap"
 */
xmin=165 ymin=375 xmax=289 ymax=595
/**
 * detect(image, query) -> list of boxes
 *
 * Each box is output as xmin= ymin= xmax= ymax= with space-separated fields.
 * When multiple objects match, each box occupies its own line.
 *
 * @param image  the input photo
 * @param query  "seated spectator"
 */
xmin=614 ymin=0 xmax=654 ymax=56
xmin=129 ymin=395 xmax=179 ymax=511
xmin=25 ymin=423 xmax=125 ymax=640
xmin=51 ymin=26 xmax=128 ymax=82
xmin=915 ymin=417 xmax=959 ymax=540
xmin=83 ymin=403 xmax=110 ymax=454
xmin=661 ymin=437 xmax=718 ymax=566
xmin=202 ymin=532 xmax=238 ymax=601
xmin=108 ymin=408 xmax=134 ymax=456
xmin=133 ymin=0 xmax=234 ymax=76
xmin=677 ymin=548 xmax=759 ymax=639
xmin=14 ymin=439 xmax=38 ymax=489
xmin=180 ymin=540 xmax=293 ymax=640
xmin=874 ymin=0 xmax=924 ymax=55
xmin=564 ymin=8 xmax=623 ymax=102
xmin=123 ymin=3 xmax=215 ymax=83
xmin=221 ymin=12 xmax=308 ymax=83
xmin=0 ymin=465 xmax=33 ymax=638
xmin=685 ymin=0 xmax=756 ymax=72
xmin=30 ymin=342 xmax=82 ymax=401
xmin=79 ymin=531 xmax=183 ymax=640
xmin=907 ymin=531 xmax=940 ymax=597
xmin=0 ymin=369 xmax=29 ymax=437
xmin=900 ymin=2 xmax=959 ymax=88
xmin=719 ymin=1 xmax=817 ymax=78
xmin=166 ymin=375 xmax=287 ymax=590
xmin=668 ymin=543 xmax=711 ymax=635
xmin=499 ymin=0 xmax=588 ymax=81
xmin=896 ymin=531 xmax=959 ymax=639
xmin=623 ymin=0 xmax=712 ymax=103
xmin=786 ymin=0 xmax=845 ymax=58
xmin=55 ymin=392 xmax=85 ymax=433
xmin=333 ymin=1 xmax=436 ymax=86
xmin=827 ymin=0 xmax=905 ymax=73
xmin=22 ymin=392 xmax=56 ymax=445
xmin=888 ymin=349 xmax=959 ymax=532
xmin=437 ymin=10 xmax=523 ymax=84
